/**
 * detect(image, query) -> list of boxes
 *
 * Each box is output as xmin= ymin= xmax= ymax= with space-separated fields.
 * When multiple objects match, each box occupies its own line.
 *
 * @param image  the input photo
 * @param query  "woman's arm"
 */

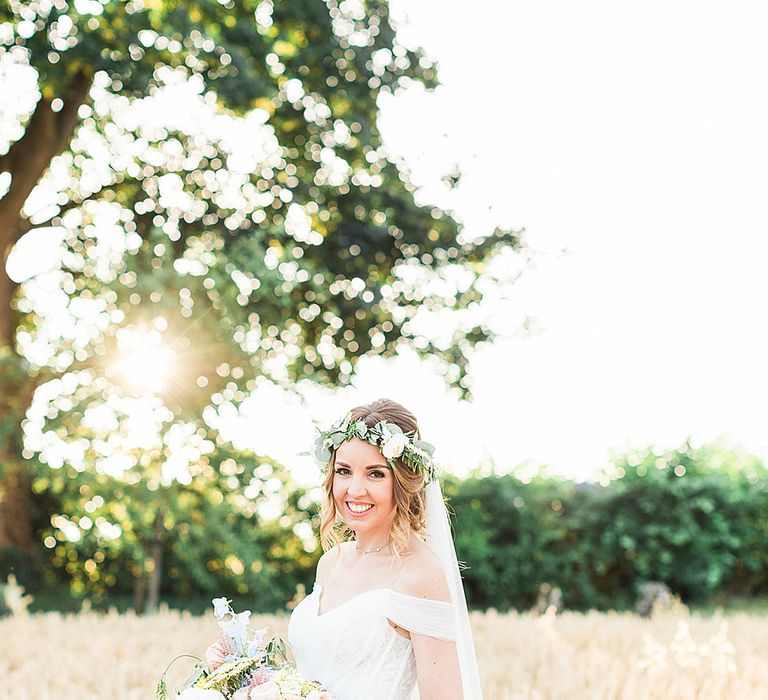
xmin=402 ymin=553 xmax=464 ymax=700
xmin=412 ymin=633 xmax=463 ymax=700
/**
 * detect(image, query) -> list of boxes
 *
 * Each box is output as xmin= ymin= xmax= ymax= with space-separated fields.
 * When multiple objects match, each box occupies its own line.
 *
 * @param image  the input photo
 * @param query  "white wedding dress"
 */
xmin=287 ymin=581 xmax=458 ymax=700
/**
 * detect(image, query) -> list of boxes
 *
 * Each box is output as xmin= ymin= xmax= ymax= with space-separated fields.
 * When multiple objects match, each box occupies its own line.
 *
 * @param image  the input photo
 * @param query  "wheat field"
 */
xmin=1 ymin=606 xmax=766 ymax=699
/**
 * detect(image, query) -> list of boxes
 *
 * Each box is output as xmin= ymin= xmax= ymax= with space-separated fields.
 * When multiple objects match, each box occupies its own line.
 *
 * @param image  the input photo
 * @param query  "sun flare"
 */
xmin=111 ymin=327 xmax=176 ymax=394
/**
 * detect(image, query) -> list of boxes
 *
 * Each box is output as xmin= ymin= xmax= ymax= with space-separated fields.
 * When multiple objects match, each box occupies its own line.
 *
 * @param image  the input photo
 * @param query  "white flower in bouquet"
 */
xmin=212 ymin=597 xmax=233 ymax=619
xmin=274 ymin=667 xmax=300 ymax=694
xmin=219 ymin=609 xmax=252 ymax=648
xmin=247 ymin=627 xmax=268 ymax=658
xmin=177 ymin=689 xmax=226 ymax=700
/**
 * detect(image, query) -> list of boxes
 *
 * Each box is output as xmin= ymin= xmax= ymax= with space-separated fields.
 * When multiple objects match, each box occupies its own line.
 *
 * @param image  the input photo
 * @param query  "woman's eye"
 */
xmin=370 ymin=470 xmax=385 ymax=479
xmin=334 ymin=467 xmax=351 ymax=475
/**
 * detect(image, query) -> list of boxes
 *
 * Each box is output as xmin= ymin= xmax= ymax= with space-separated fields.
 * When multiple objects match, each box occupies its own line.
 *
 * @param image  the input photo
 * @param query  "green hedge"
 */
xmin=448 ymin=442 xmax=768 ymax=611
xmin=6 ymin=441 xmax=767 ymax=613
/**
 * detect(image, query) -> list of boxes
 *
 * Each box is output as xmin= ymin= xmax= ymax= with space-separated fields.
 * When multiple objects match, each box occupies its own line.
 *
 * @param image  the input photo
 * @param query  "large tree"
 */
xmin=0 ymin=0 xmax=524 ymax=575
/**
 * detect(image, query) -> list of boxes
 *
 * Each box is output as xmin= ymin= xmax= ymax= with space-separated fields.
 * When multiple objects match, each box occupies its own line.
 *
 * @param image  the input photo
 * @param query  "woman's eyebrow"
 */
xmin=335 ymin=460 xmax=391 ymax=470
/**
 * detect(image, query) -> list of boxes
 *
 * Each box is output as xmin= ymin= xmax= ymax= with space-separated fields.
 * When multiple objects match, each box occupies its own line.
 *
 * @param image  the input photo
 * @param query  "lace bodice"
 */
xmin=287 ymin=582 xmax=458 ymax=700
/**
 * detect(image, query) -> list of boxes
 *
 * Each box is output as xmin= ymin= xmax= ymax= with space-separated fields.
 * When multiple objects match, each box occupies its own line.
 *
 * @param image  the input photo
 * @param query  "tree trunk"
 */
xmin=0 ymin=69 xmax=93 ymax=559
xmin=144 ymin=507 xmax=165 ymax=614
xmin=0 ymin=347 xmax=43 ymax=558
xmin=0 ymin=462 xmax=35 ymax=554
xmin=133 ymin=569 xmax=147 ymax=614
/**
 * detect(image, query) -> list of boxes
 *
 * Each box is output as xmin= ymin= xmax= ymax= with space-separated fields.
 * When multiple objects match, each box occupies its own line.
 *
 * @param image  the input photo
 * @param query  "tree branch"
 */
xmin=0 ymin=69 xmax=93 ymax=250
xmin=55 ymin=69 xmax=93 ymax=153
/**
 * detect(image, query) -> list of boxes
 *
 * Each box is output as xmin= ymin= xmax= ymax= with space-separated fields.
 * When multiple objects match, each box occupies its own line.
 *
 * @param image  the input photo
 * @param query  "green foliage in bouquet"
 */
xmin=197 ymin=656 xmax=260 ymax=694
xmin=264 ymin=635 xmax=288 ymax=667
xmin=156 ymin=655 xmax=205 ymax=700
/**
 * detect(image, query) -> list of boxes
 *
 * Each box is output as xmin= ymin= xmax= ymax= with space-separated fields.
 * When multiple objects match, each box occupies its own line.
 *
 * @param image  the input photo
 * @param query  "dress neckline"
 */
xmin=314 ymin=583 xmax=390 ymax=618
xmin=312 ymin=582 xmax=454 ymax=618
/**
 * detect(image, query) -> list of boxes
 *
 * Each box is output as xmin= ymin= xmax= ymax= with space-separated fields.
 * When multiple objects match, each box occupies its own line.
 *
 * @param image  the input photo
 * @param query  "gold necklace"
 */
xmin=355 ymin=541 xmax=389 ymax=555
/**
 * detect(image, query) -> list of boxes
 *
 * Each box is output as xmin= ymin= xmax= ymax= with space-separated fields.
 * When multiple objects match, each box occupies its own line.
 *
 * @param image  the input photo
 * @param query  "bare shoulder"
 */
xmin=396 ymin=541 xmax=452 ymax=604
xmin=315 ymin=543 xmax=345 ymax=585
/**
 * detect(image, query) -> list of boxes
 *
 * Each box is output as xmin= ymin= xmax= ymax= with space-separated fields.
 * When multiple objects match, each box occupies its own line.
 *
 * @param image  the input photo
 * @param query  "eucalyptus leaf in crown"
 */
xmin=311 ymin=413 xmax=438 ymax=483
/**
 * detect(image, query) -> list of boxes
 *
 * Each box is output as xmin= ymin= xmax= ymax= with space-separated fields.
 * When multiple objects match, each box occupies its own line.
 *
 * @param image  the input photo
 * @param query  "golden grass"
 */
xmin=1 ymin=606 xmax=766 ymax=699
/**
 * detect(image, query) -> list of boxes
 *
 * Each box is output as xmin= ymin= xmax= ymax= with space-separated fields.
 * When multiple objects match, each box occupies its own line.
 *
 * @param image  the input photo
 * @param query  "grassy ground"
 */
xmin=1 ymin=604 xmax=767 ymax=699
xmin=28 ymin=586 xmax=768 ymax=617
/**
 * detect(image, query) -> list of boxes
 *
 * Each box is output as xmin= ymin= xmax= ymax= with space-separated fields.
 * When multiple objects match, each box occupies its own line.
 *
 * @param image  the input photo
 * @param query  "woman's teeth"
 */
xmin=348 ymin=503 xmax=373 ymax=513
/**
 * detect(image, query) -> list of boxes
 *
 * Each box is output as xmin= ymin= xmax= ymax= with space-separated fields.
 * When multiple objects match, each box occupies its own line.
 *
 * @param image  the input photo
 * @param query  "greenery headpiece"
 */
xmin=312 ymin=412 xmax=438 ymax=483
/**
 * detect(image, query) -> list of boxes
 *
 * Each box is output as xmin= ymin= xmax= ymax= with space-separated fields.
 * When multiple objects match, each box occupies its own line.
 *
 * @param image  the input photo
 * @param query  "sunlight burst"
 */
xmin=112 ymin=327 xmax=176 ymax=394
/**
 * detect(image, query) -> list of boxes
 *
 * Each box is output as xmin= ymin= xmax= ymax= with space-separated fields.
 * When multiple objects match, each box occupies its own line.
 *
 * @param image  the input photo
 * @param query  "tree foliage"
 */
xmin=20 ymin=439 xmax=768 ymax=613
xmin=32 ymin=436 xmax=318 ymax=610
xmin=2 ymin=0 xmax=521 ymax=392
xmin=0 ymin=0 xmax=525 ymax=610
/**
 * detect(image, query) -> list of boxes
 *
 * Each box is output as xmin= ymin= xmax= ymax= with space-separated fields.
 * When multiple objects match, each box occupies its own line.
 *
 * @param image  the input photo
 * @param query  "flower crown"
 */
xmin=312 ymin=412 xmax=438 ymax=483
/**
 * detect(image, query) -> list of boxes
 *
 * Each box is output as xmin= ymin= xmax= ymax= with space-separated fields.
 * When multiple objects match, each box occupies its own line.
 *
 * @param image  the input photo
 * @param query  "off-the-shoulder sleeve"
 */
xmin=383 ymin=589 xmax=458 ymax=641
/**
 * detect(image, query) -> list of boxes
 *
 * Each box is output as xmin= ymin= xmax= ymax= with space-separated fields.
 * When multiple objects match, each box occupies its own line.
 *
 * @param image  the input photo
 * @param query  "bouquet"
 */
xmin=157 ymin=597 xmax=332 ymax=700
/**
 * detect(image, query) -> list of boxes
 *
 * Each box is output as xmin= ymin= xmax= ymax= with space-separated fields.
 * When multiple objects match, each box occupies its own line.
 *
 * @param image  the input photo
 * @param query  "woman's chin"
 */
xmin=345 ymin=518 xmax=375 ymax=531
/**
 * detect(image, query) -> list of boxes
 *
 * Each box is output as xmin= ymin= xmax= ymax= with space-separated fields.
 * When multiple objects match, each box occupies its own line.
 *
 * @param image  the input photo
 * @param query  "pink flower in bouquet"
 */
xmin=248 ymin=681 xmax=281 ymax=700
xmin=248 ymin=667 xmax=271 ymax=686
xmin=205 ymin=633 xmax=233 ymax=670
xmin=307 ymin=692 xmax=334 ymax=700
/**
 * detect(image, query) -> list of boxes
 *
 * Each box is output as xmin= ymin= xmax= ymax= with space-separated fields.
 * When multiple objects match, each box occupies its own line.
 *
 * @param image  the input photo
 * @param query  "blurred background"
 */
xmin=1 ymin=0 xmax=767 ymax=622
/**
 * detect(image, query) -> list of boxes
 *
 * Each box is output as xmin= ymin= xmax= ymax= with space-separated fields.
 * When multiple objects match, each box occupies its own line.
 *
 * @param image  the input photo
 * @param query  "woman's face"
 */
xmin=332 ymin=437 xmax=396 ymax=538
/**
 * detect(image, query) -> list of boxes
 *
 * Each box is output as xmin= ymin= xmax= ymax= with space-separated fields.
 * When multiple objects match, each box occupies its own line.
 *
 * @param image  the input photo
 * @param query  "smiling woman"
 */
xmin=287 ymin=399 xmax=483 ymax=700
xmin=332 ymin=443 xmax=396 ymax=548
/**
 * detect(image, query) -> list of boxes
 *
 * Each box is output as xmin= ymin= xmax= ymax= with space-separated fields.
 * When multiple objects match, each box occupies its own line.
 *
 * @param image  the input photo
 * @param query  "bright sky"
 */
xmin=9 ymin=1 xmax=768 ymax=484
xmin=375 ymin=0 xmax=768 ymax=479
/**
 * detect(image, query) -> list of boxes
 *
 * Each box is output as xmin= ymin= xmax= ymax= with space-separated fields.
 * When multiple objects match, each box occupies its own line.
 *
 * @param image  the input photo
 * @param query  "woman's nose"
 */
xmin=347 ymin=474 xmax=367 ymax=496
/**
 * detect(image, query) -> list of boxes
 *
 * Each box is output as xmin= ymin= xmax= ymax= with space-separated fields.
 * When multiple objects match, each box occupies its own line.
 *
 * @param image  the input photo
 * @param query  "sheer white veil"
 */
xmin=423 ymin=478 xmax=483 ymax=699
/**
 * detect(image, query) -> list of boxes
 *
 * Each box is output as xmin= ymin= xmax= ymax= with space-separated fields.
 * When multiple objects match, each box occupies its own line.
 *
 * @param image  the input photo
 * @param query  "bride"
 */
xmin=288 ymin=399 xmax=483 ymax=700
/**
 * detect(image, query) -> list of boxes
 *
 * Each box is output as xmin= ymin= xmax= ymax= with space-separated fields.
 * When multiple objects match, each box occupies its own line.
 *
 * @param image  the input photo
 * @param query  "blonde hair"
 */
xmin=318 ymin=398 xmax=428 ymax=559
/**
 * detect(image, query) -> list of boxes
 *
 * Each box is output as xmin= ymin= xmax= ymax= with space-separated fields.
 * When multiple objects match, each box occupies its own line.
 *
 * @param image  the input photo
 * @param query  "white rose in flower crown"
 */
xmin=177 ymin=689 xmax=226 ymax=700
xmin=381 ymin=433 xmax=408 ymax=459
